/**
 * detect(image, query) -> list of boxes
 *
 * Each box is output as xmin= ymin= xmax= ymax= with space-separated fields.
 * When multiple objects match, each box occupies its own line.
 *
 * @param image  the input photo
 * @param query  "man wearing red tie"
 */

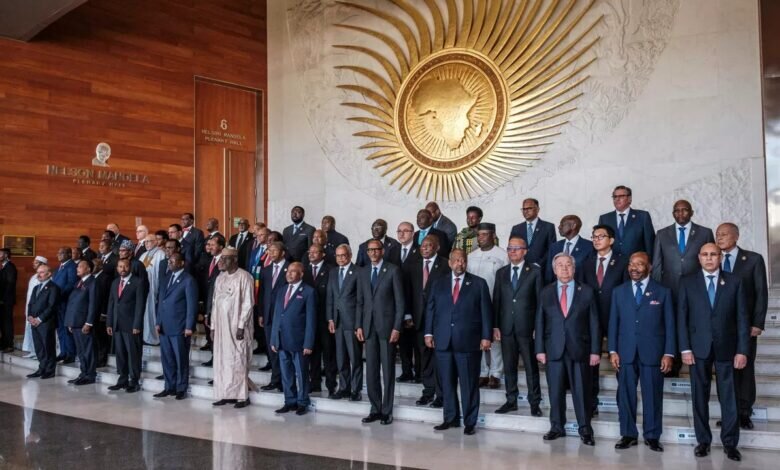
xmin=199 ymin=235 xmax=225 ymax=360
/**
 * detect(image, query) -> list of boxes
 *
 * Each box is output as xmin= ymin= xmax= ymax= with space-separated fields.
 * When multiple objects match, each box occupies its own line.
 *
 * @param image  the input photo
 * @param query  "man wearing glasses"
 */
xmin=509 ymin=198 xmax=557 ymax=268
xmin=598 ymin=185 xmax=655 ymax=258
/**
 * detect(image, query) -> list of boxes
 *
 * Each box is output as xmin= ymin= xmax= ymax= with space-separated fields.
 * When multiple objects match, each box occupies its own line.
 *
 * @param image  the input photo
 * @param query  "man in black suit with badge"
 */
xmin=356 ymin=219 xmax=400 ymax=267
xmin=107 ymin=258 xmax=148 ymax=393
xmin=26 ymin=264 xmax=60 ymax=379
xmin=282 ymin=206 xmax=316 ymax=262
xmin=598 ymin=185 xmax=655 ymax=258
xmin=509 ymin=198 xmax=556 ymax=267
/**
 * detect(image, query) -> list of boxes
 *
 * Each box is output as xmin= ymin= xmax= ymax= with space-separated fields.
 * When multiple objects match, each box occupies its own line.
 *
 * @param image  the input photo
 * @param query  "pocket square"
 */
xmin=296 ymin=295 xmax=303 ymax=299
xmin=650 ymin=300 xmax=661 ymax=305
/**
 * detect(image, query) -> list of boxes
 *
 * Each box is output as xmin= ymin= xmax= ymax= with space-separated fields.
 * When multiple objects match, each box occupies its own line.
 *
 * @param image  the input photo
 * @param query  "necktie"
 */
xmin=293 ymin=225 xmax=299 ymax=235
xmin=511 ymin=266 xmax=519 ymax=290
xmin=339 ymin=267 xmax=345 ymax=290
xmin=33 ymin=284 xmax=41 ymax=300
xmin=678 ymin=227 xmax=686 ymax=254
xmin=238 ymin=233 xmax=244 ymax=248
xmin=209 ymin=257 xmax=217 ymax=276
xmin=634 ymin=281 xmax=643 ymax=306
xmin=618 ymin=213 xmax=625 ymax=239
xmin=564 ymin=241 xmax=572 ymax=255
xmin=167 ymin=274 xmax=175 ymax=290
xmin=402 ymin=247 xmax=408 ymax=262
xmin=423 ymin=260 xmax=431 ymax=288
xmin=371 ymin=267 xmax=378 ymax=290
xmin=597 ymin=257 xmax=606 ymax=286
xmin=312 ymin=265 xmax=318 ymax=279
xmin=452 ymin=277 xmax=461 ymax=303
xmin=284 ymin=284 xmax=294 ymax=308
xmin=119 ymin=279 xmax=126 ymax=297
xmin=724 ymin=253 xmax=732 ymax=272
xmin=77 ymin=280 xmax=83 ymax=289
xmin=527 ymin=222 xmax=534 ymax=245
xmin=419 ymin=230 xmax=427 ymax=245
xmin=707 ymin=275 xmax=716 ymax=307
xmin=560 ymin=284 xmax=569 ymax=317
xmin=272 ymin=264 xmax=280 ymax=288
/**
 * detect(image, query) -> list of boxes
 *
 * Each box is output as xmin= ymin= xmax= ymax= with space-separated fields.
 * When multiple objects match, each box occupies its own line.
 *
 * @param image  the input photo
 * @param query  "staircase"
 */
xmin=3 ymin=287 xmax=780 ymax=451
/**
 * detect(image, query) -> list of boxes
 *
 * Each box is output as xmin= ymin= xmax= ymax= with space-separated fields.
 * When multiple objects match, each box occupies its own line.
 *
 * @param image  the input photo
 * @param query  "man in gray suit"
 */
xmin=356 ymin=239 xmax=405 ymax=425
xmin=426 ymin=201 xmax=458 ymax=246
xmin=326 ymin=244 xmax=363 ymax=401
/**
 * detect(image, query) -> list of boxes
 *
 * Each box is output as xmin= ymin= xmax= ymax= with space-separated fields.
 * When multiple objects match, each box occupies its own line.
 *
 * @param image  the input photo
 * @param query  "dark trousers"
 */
xmin=416 ymin=330 xmax=441 ymax=399
xmin=335 ymin=327 xmax=363 ymax=395
xmin=501 ymin=332 xmax=541 ymax=406
xmin=72 ymin=328 xmax=96 ymax=380
xmin=114 ymin=330 xmax=142 ymax=384
xmin=617 ymin=361 xmax=664 ymax=439
xmin=309 ymin=319 xmax=338 ymax=392
xmin=264 ymin=324 xmax=281 ymax=385
xmin=159 ymin=334 xmax=190 ymax=393
xmin=94 ymin=318 xmax=110 ymax=367
xmin=735 ymin=336 xmax=758 ymax=419
xmin=690 ymin=351 xmax=739 ymax=447
xmin=279 ymin=349 xmax=310 ymax=407
xmin=398 ymin=326 xmax=419 ymax=379
xmin=56 ymin=308 xmax=75 ymax=358
xmin=437 ymin=349 xmax=480 ymax=426
xmin=253 ymin=309 xmax=266 ymax=352
xmin=0 ymin=304 xmax=14 ymax=349
xmin=32 ymin=322 xmax=56 ymax=375
xmin=546 ymin=356 xmax=593 ymax=435
xmin=365 ymin=331 xmax=396 ymax=416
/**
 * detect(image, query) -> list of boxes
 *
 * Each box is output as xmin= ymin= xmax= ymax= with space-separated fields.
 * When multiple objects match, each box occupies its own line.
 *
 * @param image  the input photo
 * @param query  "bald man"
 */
xmin=135 ymin=225 xmax=149 ymax=258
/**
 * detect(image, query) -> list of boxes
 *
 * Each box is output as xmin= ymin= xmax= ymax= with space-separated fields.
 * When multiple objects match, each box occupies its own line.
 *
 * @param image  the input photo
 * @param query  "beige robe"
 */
xmin=212 ymin=268 xmax=256 ymax=400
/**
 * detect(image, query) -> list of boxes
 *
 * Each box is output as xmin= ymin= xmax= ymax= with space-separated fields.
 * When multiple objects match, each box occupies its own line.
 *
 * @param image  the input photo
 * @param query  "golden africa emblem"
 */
xmin=336 ymin=0 xmax=602 ymax=200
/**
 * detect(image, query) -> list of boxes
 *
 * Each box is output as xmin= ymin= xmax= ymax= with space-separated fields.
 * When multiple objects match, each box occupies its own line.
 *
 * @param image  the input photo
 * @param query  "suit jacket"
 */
xmin=432 ymin=214 xmax=458 ymax=245
xmin=82 ymin=248 xmax=98 ymax=262
xmin=386 ymin=243 xmax=419 ymax=268
xmin=608 ymin=279 xmax=676 ymax=366
xmin=100 ymin=253 xmax=118 ymax=279
xmin=404 ymin=255 xmax=451 ymax=331
xmin=112 ymin=234 xmax=131 ymax=255
xmin=413 ymin=228 xmax=452 ymax=256
xmin=509 ymin=219 xmax=557 ymax=267
xmin=425 ymin=272 xmax=492 ymax=352
xmin=28 ymin=281 xmax=60 ymax=324
xmin=246 ymin=242 xmax=267 ymax=273
xmin=326 ymin=230 xmax=350 ymax=249
xmin=356 ymin=236 xmax=400 ymax=267
xmin=578 ymin=253 xmax=629 ymax=333
xmin=52 ymin=260 xmax=78 ymax=308
xmin=356 ymin=262 xmax=405 ymax=338
xmin=534 ymin=281 xmax=600 ymax=362
xmin=64 ymin=276 xmax=97 ymax=328
xmin=259 ymin=261 xmax=290 ymax=326
xmin=677 ymin=271 xmax=750 ymax=361
xmin=652 ymin=222 xmax=714 ymax=297
xmin=326 ymin=263 xmax=359 ymax=330
xmin=156 ymin=270 xmax=198 ymax=335
xmin=282 ymin=222 xmax=316 ymax=262
xmin=92 ymin=271 xmax=113 ymax=322
xmin=270 ymin=282 xmax=317 ymax=352
xmin=228 ymin=231 xmax=254 ymax=270
xmin=729 ymin=248 xmax=769 ymax=330
xmin=134 ymin=244 xmax=147 ymax=260
xmin=180 ymin=226 xmax=205 ymax=264
xmin=303 ymin=261 xmax=332 ymax=323
xmin=0 ymin=261 xmax=18 ymax=306
xmin=493 ymin=262 xmax=543 ymax=337
xmin=545 ymin=237 xmax=593 ymax=283
xmin=198 ymin=255 xmax=221 ymax=317
xmin=107 ymin=275 xmax=147 ymax=332
xmin=598 ymin=208 xmax=655 ymax=258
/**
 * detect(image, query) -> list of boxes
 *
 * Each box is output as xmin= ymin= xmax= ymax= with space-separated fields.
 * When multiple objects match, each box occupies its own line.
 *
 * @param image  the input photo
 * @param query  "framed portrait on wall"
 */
xmin=2 ymin=235 xmax=35 ymax=257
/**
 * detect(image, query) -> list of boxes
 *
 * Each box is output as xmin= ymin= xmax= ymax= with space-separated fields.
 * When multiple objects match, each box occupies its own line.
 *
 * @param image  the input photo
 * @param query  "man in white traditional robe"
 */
xmin=211 ymin=247 xmax=256 ymax=408
xmin=141 ymin=235 xmax=166 ymax=345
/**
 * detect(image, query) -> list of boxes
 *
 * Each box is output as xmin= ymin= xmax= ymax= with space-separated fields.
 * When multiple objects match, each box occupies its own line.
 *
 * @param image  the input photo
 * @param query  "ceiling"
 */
xmin=0 ymin=0 xmax=87 ymax=42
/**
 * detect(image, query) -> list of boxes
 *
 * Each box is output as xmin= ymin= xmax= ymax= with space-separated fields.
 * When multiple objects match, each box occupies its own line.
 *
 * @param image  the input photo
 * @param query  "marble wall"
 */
xmin=267 ymin=0 xmax=766 ymax=254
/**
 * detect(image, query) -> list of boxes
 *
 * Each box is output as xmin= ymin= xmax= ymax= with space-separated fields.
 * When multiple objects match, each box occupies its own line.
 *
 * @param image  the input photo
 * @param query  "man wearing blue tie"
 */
xmin=598 ymin=185 xmax=655 ymax=258
xmin=509 ymin=198 xmax=557 ymax=267
xmin=545 ymin=215 xmax=593 ymax=283
xmin=678 ymin=243 xmax=749 ymax=461
xmin=608 ymin=252 xmax=675 ymax=452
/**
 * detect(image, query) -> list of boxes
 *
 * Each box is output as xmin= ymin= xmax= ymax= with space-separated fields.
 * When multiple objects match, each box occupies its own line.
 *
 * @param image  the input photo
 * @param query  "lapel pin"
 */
xmin=465 ymin=281 xmax=471 ymax=286
xmin=645 ymin=292 xmax=651 ymax=297
xmin=741 ymin=256 xmax=747 ymax=261
xmin=720 ymin=280 xmax=725 ymax=286
xmin=577 ymin=286 xmax=582 ymax=291
xmin=383 ymin=268 xmax=387 ymax=272
xmin=631 ymin=214 xmax=636 ymax=219
xmin=609 ymin=259 xmax=616 ymax=266
xmin=525 ymin=267 xmax=530 ymax=271
xmin=348 ymin=271 xmax=352 ymax=275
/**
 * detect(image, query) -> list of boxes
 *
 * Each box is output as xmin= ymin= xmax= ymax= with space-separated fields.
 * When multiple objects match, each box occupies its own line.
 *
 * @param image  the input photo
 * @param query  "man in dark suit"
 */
xmin=326 ymin=244 xmax=363 ymax=401
xmin=26 ymin=264 xmax=60 ymax=379
xmin=426 ymin=201 xmax=458 ymax=246
xmin=578 ymin=224 xmax=628 ymax=413
xmin=77 ymin=235 xmax=98 ymax=263
xmin=545 ymin=215 xmax=593 ymax=283
xmin=536 ymin=253 xmax=601 ymax=446
xmin=198 ymin=235 xmax=225 ymax=359
xmin=0 ymin=248 xmax=18 ymax=352
xmin=509 ymin=198 xmax=557 ymax=267
xmin=154 ymin=253 xmax=198 ymax=400
xmin=180 ymin=213 xmax=205 ymax=265
xmin=258 ymin=241 xmax=290 ymax=390
xmin=404 ymin=235 xmax=450 ymax=407
xmin=204 ymin=218 xmax=223 ymax=251
xmin=107 ymin=223 xmax=130 ymax=254
xmin=598 ymin=185 xmax=655 ymax=258
xmin=118 ymin=240 xmax=148 ymax=283
xmin=608 ymin=252 xmax=675 ymax=452
xmin=394 ymin=220 xmax=420 ymax=383
xmin=356 ymin=219 xmax=400 ymax=267
xmin=321 ymin=215 xmax=350 ymax=249
xmin=228 ymin=218 xmax=254 ymax=270
xmin=311 ymin=229 xmax=337 ymax=266
xmin=356 ymin=239 xmax=405 ymax=425
xmin=107 ymin=258 xmax=148 ymax=393
xmin=388 ymin=221 xmax=418 ymax=267
xmin=716 ymin=222 xmax=769 ymax=430
xmin=64 ymin=259 xmax=98 ymax=385
xmin=133 ymin=225 xmax=149 ymax=259
xmin=302 ymin=243 xmax=337 ymax=396
xmin=271 ymin=262 xmax=317 ymax=415
xmin=91 ymin=258 xmax=113 ymax=368
xmin=493 ymin=237 xmax=543 ymax=416
xmin=425 ymin=249 xmax=492 ymax=435
xmin=678 ymin=243 xmax=749 ymax=461
xmin=414 ymin=209 xmax=451 ymax=256
xmin=52 ymin=247 xmax=78 ymax=363
xmin=247 ymin=225 xmax=269 ymax=354
xmin=98 ymin=239 xmax=118 ymax=279
xmin=282 ymin=206 xmax=316 ymax=262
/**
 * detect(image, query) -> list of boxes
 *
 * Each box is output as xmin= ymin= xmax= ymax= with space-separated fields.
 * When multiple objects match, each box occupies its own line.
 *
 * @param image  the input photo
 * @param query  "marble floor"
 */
xmin=0 ymin=364 xmax=774 ymax=469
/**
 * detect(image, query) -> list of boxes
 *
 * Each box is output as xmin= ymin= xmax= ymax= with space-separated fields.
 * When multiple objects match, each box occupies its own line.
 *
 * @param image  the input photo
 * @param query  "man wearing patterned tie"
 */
xmin=678 ymin=243 xmax=749 ymax=461
xmin=536 ymin=253 xmax=600 ymax=446
xmin=598 ymin=185 xmax=655 ymax=258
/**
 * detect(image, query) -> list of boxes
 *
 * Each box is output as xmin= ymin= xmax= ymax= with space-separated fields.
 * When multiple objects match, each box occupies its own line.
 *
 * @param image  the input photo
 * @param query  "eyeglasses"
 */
xmin=612 ymin=194 xmax=629 ymax=199
xmin=396 ymin=229 xmax=413 ymax=233
xmin=591 ymin=235 xmax=610 ymax=240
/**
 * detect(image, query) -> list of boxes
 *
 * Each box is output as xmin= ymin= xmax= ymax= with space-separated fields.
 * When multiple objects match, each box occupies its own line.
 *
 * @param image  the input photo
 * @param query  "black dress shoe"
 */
xmin=380 ymin=415 xmax=393 ymax=425
xmin=76 ymin=378 xmax=95 ymax=385
xmin=155 ymin=375 xmax=164 ymax=380
xmin=495 ymin=402 xmax=518 ymax=414
xmin=153 ymin=390 xmax=174 ymax=398
xmin=26 ymin=371 xmax=42 ymax=378
xmin=694 ymin=443 xmax=710 ymax=457
xmin=252 ymin=347 xmax=263 ymax=355
xmin=614 ymin=436 xmax=638 ymax=449
xmin=40 ymin=372 xmax=55 ymax=379
xmin=276 ymin=404 xmax=298 ymax=414
xmin=108 ymin=383 xmax=128 ymax=391
xmin=202 ymin=359 xmax=213 ymax=367
xmin=310 ymin=387 xmax=322 ymax=393
xmin=416 ymin=395 xmax=433 ymax=406
xmin=208 ymin=380 xmax=213 ymax=385
xmin=433 ymin=419 xmax=461 ymax=431
xmin=200 ymin=344 xmax=212 ymax=351
xmin=740 ymin=416 xmax=754 ymax=430
xmin=62 ymin=357 xmax=75 ymax=364
xmin=580 ymin=434 xmax=595 ymax=446
xmin=175 ymin=392 xmax=187 ymax=400
xmin=724 ymin=446 xmax=741 ymax=461
xmin=350 ymin=392 xmax=362 ymax=402
xmin=234 ymin=399 xmax=250 ymax=409
xmin=429 ymin=398 xmax=443 ymax=409
xmin=362 ymin=413 xmax=381 ymax=423
xmin=213 ymin=399 xmax=235 ymax=406
xmin=530 ymin=405 xmax=543 ymax=417
xmin=591 ymin=407 xmax=599 ymax=416
xmin=259 ymin=364 xmax=272 ymax=371
xmin=296 ymin=407 xmax=309 ymax=416
xmin=67 ymin=377 xmax=81 ymax=384
xmin=543 ymin=430 xmax=564 ymax=441
xmin=464 ymin=425 xmax=476 ymax=435
xmin=644 ymin=439 xmax=663 ymax=452
xmin=329 ymin=390 xmax=345 ymax=400
xmin=260 ymin=383 xmax=280 ymax=391
xmin=55 ymin=354 xmax=66 ymax=361
xmin=396 ymin=374 xmax=413 ymax=383
xmin=126 ymin=384 xmax=141 ymax=393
